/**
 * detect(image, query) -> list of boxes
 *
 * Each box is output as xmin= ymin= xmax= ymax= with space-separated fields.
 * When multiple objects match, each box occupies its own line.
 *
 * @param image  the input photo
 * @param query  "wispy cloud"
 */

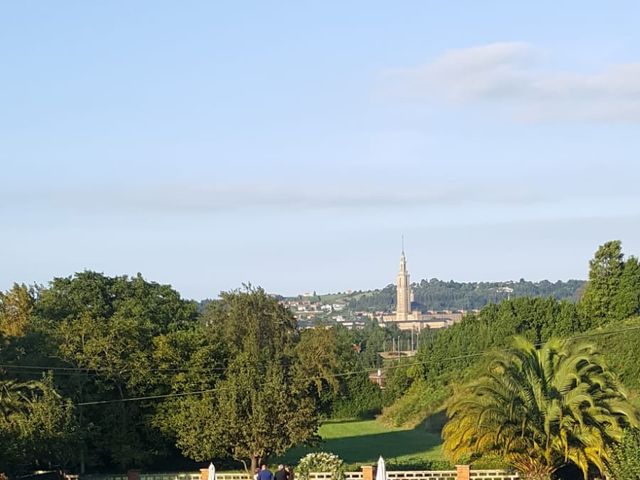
xmin=1 ymin=182 xmax=561 ymax=214
xmin=2 ymin=180 xmax=639 ymax=216
xmin=386 ymin=42 xmax=640 ymax=122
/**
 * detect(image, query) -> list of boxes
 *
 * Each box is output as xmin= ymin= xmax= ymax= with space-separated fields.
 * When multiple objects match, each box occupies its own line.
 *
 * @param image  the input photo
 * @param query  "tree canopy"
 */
xmin=156 ymin=287 xmax=321 ymax=471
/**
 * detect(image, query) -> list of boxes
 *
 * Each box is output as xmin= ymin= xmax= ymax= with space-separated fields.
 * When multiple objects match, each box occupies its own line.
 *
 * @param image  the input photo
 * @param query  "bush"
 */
xmin=331 ymin=374 xmax=382 ymax=420
xmin=297 ymin=452 xmax=345 ymax=480
xmin=378 ymin=380 xmax=450 ymax=428
xmin=471 ymin=454 xmax=511 ymax=470
xmin=382 ymin=362 xmax=414 ymax=407
xmin=608 ymin=428 xmax=640 ymax=479
xmin=385 ymin=457 xmax=452 ymax=470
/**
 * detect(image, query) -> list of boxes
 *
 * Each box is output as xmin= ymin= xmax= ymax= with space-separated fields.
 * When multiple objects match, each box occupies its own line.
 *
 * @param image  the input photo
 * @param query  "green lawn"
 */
xmin=279 ymin=419 xmax=445 ymax=469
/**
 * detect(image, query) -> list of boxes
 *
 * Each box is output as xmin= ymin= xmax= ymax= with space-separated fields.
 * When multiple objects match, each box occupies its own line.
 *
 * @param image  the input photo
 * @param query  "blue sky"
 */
xmin=2 ymin=1 xmax=640 ymax=299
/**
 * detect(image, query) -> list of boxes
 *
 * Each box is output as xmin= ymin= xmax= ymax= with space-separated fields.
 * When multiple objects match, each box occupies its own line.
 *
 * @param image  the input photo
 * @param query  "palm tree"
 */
xmin=0 ymin=379 xmax=43 ymax=419
xmin=442 ymin=337 xmax=639 ymax=480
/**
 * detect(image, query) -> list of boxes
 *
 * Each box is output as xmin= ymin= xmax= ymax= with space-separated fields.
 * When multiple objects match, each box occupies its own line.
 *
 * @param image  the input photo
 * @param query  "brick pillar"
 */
xmin=127 ymin=470 xmax=141 ymax=480
xmin=200 ymin=469 xmax=209 ymax=480
xmin=455 ymin=465 xmax=470 ymax=480
xmin=361 ymin=465 xmax=374 ymax=480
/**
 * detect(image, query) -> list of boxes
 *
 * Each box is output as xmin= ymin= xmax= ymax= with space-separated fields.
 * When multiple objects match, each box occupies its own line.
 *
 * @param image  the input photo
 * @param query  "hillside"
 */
xmin=346 ymin=278 xmax=585 ymax=312
xmin=379 ymin=308 xmax=640 ymax=429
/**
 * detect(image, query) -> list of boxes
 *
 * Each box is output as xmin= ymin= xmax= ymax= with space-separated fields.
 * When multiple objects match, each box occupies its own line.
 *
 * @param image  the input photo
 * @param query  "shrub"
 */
xmin=608 ymin=428 xmax=640 ymax=479
xmin=331 ymin=374 xmax=382 ymax=420
xmin=297 ymin=452 xmax=345 ymax=480
xmin=385 ymin=457 xmax=452 ymax=470
xmin=378 ymin=379 xmax=450 ymax=428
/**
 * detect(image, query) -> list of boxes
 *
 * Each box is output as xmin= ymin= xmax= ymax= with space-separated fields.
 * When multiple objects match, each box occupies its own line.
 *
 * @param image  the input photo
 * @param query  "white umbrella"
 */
xmin=208 ymin=463 xmax=216 ymax=480
xmin=375 ymin=456 xmax=386 ymax=480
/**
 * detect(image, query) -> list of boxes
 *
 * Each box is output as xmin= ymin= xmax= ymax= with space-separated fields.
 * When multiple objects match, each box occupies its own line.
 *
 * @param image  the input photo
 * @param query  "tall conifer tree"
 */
xmin=580 ymin=240 xmax=625 ymax=327
xmin=611 ymin=256 xmax=640 ymax=321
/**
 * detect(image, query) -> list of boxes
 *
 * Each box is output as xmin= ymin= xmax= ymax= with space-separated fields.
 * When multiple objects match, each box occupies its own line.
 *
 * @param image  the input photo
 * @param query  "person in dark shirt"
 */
xmin=274 ymin=465 xmax=287 ymax=480
xmin=257 ymin=464 xmax=273 ymax=480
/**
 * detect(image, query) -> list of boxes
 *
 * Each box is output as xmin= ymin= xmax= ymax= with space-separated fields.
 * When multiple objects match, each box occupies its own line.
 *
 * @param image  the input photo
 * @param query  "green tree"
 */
xmin=0 ymin=377 xmax=78 ymax=475
xmin=0 ymin=284 xmax=34 ymax=338
xmin=36 ymin=271 xmax=198 ymax=470
xmin=157 ymin=287 xmax=321 ymax=471
xmin=293 ymin=327 xmax=341 ymax=417
xmin=611 ymin=256 xmax=640 ymax=321
xmin=293 ymin=324 xmax=388 ymax=420
xmin=330 ymin=372 xmax=382 ymax=419
xmin=0 ymin=379 xmax=42 ymax=419
xmin=580 ymin=240 xmax=625 ymax=327
xmin=442 ymin=337 xmax=638 ymax=480
xmin=382 ymin=360 xmax=413 ymax=406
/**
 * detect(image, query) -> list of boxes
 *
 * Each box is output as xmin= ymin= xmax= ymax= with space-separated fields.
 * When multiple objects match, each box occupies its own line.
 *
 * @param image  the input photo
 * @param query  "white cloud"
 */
xmin=1 ymin=182 xmax=549 ymax=213
xmin=3 ymin=179 xmax=640 ymax=218
xmin=388 ymin=42 xmax=640 ymax=122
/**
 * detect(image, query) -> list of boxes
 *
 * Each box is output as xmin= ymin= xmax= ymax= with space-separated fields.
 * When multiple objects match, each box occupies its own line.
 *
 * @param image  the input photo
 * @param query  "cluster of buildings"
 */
xmin=381 ymin=249 xmax=466 ymax=331
xmin=284 ymin=248 xmax=470 ymax=331
xmin=280 ymin=297 xmax=376 ymax=329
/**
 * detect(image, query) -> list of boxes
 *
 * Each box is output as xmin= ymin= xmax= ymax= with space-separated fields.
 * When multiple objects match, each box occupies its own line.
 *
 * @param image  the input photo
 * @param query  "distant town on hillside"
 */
xmin=276 ymin=277 xmax=585 ymax=328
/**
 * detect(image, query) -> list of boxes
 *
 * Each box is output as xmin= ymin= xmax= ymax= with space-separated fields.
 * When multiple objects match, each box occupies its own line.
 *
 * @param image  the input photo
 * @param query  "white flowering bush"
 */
xmin=297 ymin=452 xmax=345 ymax=480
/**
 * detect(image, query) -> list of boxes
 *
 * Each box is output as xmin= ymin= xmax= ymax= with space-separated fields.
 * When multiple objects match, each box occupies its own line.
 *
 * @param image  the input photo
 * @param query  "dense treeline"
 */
xmin=347 ymin=278 xmax=584 ymax=312
xmin=0 ymin=276 xmax=395 ymax=475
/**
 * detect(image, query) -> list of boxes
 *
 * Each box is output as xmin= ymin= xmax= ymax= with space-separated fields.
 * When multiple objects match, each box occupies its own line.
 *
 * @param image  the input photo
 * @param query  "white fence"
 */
xmin=470 ymin=471 xmax=519 ymax=480
xmin=386 ymin=472 xmax=457 ymax=480
xmin=142 ymin=475 xmax=201 ymax=480
xmin=84 ymin=470 xmax=518 ymax=480
xmin=311 ymin=471 xmax=518 ymax=480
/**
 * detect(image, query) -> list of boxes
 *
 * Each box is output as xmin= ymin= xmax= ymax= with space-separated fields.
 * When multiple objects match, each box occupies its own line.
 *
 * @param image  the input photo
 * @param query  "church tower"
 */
xmin=396 ymin=246 xmax=412 ymax=321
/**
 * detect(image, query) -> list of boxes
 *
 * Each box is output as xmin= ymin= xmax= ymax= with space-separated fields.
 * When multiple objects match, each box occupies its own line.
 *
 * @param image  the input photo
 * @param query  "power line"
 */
xmin=0 ymin=363 xmax=227 ymax=374
xmin=77 ymin=389 xmax=220 ymax=406
xmin=71 ymin=325 xmax=640 ymax=407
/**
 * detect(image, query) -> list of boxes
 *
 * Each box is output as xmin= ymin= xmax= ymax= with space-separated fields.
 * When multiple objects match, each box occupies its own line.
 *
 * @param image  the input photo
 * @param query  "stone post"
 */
xmin=200 ymin=468 xmax=209 ymax=480
xmin=127 ymin=470 xmax=141 ymax=480
xmin=361 ymin=465 xmax=374 ymax=480
xmin=455 ymin=465 xmax=470 ymax=480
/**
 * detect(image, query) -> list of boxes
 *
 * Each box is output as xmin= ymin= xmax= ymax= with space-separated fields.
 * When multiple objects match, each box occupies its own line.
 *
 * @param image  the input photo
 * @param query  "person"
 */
xmin=284 ymin=465 xmax=293 ymax=480
xmin=254 ymin=469 xmax=260 ymax=480
xmin=274 ymin=465 xmax=287 ymax=480
xmin=257 ymin=464 xmax=273 ymax=480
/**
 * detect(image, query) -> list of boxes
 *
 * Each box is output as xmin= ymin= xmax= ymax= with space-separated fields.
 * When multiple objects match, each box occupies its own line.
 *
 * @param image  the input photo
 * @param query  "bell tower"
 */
xmin=396 ymin=238 xmax=411 ymax=321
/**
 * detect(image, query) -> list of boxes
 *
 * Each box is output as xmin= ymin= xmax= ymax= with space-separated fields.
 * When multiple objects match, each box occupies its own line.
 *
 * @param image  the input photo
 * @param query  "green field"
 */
xmin=279 ymin=419 xmax=445 ymax=468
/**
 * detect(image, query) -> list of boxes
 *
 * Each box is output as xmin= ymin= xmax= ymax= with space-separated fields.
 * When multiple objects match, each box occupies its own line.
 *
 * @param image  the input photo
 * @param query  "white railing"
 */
xmin=387 ymin=472 xmax=457 ymax=480
xmin=345 ymin=473 xmax=363 ymax=480
xmin=470 ymin=471 xmax=519 ymax=480
xmin=84 ymin=476 xmax=127 ymax=480
xmin=142 ymin=474 xmax=202 ymax=480
xmin=82 ymin=469 xmax=519 ymax=480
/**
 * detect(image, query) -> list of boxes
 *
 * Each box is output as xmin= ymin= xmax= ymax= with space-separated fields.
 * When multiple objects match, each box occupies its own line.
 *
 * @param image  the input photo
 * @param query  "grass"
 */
xmin=278 ymin=419 xmax=445 ymax=469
